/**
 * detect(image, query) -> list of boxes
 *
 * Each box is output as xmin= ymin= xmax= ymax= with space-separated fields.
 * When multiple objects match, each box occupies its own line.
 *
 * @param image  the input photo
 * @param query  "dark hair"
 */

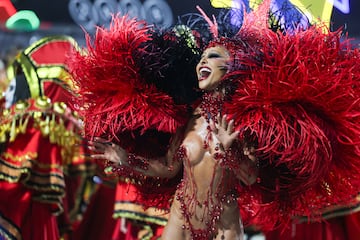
xmin=135 ymin=25 xmax=202 ymax=105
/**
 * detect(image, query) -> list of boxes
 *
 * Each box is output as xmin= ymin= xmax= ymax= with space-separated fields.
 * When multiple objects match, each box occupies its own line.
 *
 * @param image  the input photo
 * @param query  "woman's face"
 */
xmin=196 ymin=46 xmax=230 ymax=91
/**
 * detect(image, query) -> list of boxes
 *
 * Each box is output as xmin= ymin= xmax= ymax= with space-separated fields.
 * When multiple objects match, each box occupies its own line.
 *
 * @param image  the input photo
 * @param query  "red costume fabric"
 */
xmin=265 ymin=211 xmax=360 ymax=240
xmin=0 ymin=36 xmax=90 ymax=240
xmin=264 ymin=199 xmax=360 ymax=239
xmin=114 ymin=181 xmax=168 ymax=227
xmin=72 ymin=177 xmax=166 ymax=240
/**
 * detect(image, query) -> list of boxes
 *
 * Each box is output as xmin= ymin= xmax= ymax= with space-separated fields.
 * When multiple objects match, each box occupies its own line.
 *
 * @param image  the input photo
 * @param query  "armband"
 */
xmin=127 ymin=153 xmax=149 ymax=170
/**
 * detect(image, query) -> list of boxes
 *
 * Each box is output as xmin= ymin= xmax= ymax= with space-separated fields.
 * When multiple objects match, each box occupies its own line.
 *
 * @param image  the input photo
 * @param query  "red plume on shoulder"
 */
xmin=227 ymin=26 xmax=360 ymax=228
xmin=68 ymin=15 xmax=190 ymax=154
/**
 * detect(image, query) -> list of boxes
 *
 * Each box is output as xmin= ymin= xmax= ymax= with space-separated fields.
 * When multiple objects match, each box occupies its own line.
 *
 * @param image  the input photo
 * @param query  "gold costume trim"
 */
xmin=0 ymin=96 xmax=83 ymax=165
xmin=137 ymin=224 xmax=154 ymax=240
xmin=0 ymin=157 xmax=65 ymax=191
xmin=114 ymin=201 xmax=168 ymax=226
xmin=0 ymin=214 xmax=22 ymax=240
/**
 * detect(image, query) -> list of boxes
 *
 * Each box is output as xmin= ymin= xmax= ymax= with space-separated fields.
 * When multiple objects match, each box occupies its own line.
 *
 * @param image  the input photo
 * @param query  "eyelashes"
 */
xmin=208 ymin=53 xmax=221 ymax=58
xmin=201 ymin=52 xmax=226 ymax=59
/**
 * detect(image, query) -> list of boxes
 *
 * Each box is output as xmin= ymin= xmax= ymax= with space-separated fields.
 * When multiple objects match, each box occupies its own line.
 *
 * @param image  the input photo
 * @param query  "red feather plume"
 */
xmin=225 ymin=26 xmax=360 ymax=229
xmin=68 ymin=15 xmax=189 ymax=155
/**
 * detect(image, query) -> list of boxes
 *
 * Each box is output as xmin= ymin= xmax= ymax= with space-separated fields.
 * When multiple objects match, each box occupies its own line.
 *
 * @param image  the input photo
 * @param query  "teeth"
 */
xmin=199 ymin=68 xmax=211 ymax=77
xmin=200 ymin=68 xmax=211 ymax=73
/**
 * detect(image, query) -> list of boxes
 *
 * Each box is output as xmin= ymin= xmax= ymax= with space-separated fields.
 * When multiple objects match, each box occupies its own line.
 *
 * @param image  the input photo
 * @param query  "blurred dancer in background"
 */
xmin=0 ymin=36 xmax=91 ymax=240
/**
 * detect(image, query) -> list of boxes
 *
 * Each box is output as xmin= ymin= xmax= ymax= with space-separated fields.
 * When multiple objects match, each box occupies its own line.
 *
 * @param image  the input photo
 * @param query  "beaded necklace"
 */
xmin=199 ymin=91 xmax=225 ymax=149
xmin=199 ymin=91 xmax=224 ymax=123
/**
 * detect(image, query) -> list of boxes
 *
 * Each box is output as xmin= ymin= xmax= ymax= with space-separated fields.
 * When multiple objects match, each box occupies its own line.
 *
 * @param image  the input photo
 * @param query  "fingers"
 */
xmin=227 ymin=119 xmax=235 ymax=134
xmin=243 ymin=146 xmax=257 ymax=162
xmin=89 ymin=153 xmax=108 ymax=160
xmin=218 ymin=114 xmax=237 ymax=132
xmin=217 ymin=114 xmax=237 ymax=134
xmin=211 ymin=114 xmax=239 ymax=139
xmin=230 ymin=129 xmax=240 ymax=140
xmin=92 ymin=137 xmax=112 ymax=145
xmin=209 ymin=118 xmax=217 ymax=133
xmin=87 ymin=141 xmax=106 ymax=153
xmin=93 ymin=137 xmax=108 ymax=142
xmin=243 ymin=146 xmax=255 ymax=155
xmin=81 ymin=138 xmax=124 ymax=165
xmin=84 ymin=137 xmax=112 ymax=152
xmin=217 ymin=114 xmax=228 ymax=130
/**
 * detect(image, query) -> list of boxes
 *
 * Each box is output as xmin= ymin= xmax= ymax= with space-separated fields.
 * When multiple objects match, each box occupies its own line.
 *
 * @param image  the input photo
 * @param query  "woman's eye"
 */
xmin=208 ymin=53 xmax=221 ymax=58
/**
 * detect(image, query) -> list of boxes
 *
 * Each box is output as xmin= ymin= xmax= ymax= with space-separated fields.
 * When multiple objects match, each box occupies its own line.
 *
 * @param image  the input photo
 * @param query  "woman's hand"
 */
xmin=86 ymin=137 xmax=181 ymax=178
xmin=237 ymin=143 xmax=259 ymax=185
xmin=210 ymin=114 xmax=259 ymax=185
xmin=87 ymin=137 xmax=127 ymax=166
xmin=210 ymin=113 xmax=239 ymax=150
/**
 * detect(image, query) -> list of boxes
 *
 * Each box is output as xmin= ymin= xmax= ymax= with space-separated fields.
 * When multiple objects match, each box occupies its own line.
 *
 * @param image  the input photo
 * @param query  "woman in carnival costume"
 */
xmin=0 ymin=36 xmax=90 ymax=240
xmin=68 ymin=0 xmax=360 ymax=239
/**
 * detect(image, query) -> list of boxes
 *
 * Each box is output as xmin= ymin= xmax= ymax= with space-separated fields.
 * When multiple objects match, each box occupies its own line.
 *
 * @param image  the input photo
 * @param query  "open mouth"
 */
xmin=199 ymin=67 xmax=211 ymax=80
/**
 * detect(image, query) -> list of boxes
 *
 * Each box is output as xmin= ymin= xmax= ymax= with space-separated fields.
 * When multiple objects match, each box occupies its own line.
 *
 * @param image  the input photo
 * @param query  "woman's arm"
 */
xmin=88 ymin=131 xmax=183 ymax=178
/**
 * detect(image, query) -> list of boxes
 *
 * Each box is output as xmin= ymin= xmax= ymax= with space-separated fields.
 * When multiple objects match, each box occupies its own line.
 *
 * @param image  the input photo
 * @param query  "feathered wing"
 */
xmin=68 ymin=15 xmax=197 ymax=157
xmin=67 ymin=15 xmax=202 ymax=209
xmin=225 ymin=26 xmax=360 ymax=229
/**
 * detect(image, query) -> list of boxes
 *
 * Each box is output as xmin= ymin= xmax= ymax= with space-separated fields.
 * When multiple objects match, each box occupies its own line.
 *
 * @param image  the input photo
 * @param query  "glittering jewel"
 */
xmin=199 ymin=91 xmax=225 ymax=149
xmin=199 ymin=91 xmax=224 ymax=124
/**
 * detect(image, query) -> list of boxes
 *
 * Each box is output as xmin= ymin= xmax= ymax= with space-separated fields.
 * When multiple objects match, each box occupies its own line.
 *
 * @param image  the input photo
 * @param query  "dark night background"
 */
xmin=1 ymin=0 xmax=360 ymax=57
xmin=9 ymin=0 xmax=360 ymax=35
xmin=10 ymin=0 xmax=218 ymax=24
xmin=0 ymin=0 xmax=220 ymax=56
